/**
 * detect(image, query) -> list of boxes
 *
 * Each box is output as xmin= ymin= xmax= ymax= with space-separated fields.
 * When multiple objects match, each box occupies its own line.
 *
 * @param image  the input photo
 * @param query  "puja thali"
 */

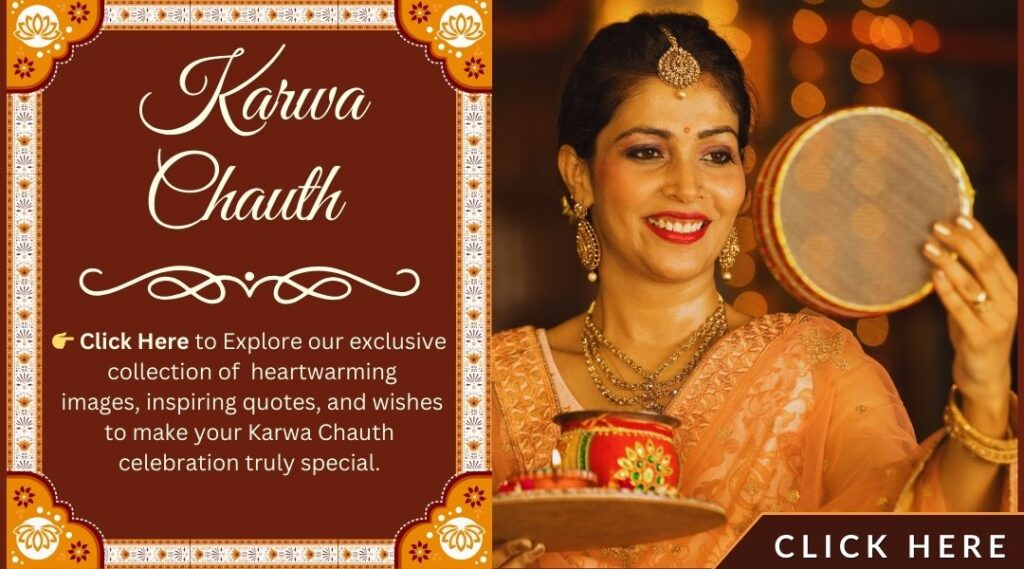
xmin=494 ymin=487 xmax=726 ymax=553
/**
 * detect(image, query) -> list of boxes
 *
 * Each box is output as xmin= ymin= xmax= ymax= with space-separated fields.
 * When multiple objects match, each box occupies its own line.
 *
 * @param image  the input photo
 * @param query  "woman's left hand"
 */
xmin=925 ymin=215 xmax=1017 ymax=419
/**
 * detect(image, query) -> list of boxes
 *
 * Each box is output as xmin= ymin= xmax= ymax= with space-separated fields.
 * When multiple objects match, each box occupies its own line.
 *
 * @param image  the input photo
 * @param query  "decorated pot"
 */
xmin=554 ymin=410 xmax=681 ymax=494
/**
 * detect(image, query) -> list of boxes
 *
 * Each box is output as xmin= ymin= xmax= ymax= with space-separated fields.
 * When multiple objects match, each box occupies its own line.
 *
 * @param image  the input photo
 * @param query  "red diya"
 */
xmin=554 ymin=410 xmax=681 ymax=494
xmin=497 ymin=449 xmax=598 ymax=494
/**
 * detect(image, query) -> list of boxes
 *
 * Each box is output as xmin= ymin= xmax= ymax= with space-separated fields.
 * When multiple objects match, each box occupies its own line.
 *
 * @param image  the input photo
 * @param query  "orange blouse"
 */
xmin=491 ymin=313 xmax=1017 ymax=568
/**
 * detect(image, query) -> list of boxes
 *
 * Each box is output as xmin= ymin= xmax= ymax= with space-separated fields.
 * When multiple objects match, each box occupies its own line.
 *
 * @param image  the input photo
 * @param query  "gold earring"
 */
xmin=568 ymin=199 xmax=601 ymax=282
xmin=719 ymin=226 xmax=739 ymax=281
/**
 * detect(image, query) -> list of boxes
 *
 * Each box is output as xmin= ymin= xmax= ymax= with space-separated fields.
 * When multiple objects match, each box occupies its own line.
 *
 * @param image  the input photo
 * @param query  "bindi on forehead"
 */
xmin=684 ymin=126 xmax=691 ymax=134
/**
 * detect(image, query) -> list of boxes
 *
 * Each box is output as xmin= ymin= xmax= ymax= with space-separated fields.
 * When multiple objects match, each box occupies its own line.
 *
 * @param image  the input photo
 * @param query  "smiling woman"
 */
xmin=491 ymin=11 xmax=1017 ymax=569
xmin=559 ymin=76 xmax=746 ymax=288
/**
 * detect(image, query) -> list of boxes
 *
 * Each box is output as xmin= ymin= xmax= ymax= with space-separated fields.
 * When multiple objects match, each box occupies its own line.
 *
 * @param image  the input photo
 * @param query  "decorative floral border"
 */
xmin=6 ymin=2 xmax=491 ymax=567
xmin=393 ymin=472 xmax=491 ymax=567
xmin=6 ymin=471 xmax=105 ymax=568
xmin=6 ymin=0 xmax=105 ymax=92
xmin=395 ymin=0 xmax=491 ymax=92
xmin=103 ymin=2 xmax=395 ymax=29
xmin=103 ymin=540 xmax=394 ymax=567
xmin=7 ymin=92 xmax=42 ymax=474
xmin=456 ymin=91 xmax=489 ymax=473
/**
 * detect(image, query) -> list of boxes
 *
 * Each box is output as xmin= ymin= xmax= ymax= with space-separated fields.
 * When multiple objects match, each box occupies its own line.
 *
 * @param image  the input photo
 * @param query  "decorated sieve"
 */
xmin=753 ymin=107 xmax=974 ymax=318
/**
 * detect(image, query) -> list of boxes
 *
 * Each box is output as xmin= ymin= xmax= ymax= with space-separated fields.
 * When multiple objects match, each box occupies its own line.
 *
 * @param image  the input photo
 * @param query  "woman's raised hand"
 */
xmin=925 ymin=215 xmax=1017 ymax=421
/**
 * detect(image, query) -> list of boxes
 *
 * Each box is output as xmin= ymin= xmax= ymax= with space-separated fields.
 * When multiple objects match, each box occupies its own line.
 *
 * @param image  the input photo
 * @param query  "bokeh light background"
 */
xmin=494 ymin=0 xmax=1017 ymax=436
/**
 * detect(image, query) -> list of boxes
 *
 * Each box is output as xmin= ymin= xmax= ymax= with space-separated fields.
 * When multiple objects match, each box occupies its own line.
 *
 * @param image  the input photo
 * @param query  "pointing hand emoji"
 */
xmin=52 ymin=333 xmax=75 ymax=350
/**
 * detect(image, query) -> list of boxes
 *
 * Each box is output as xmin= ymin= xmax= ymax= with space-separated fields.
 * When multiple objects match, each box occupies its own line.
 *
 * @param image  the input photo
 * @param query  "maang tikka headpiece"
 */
xmin=657 ymin=25 xmax=701 ymax=99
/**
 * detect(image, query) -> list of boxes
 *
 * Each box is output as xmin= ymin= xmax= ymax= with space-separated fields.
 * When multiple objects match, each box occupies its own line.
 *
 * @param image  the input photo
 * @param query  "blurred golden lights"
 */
xmin=852 ymin=10 xmax=875 ymax=44
xmin=793 ymin=9 xmax=827 ymax=44
xmin=851 ymin=204 xmax=886 ymax=240
xmin=870 ymin=15 xmax=912 ymax=50
xmin=850 ymin=164 xmax=886 ymax=197
xmin=591 ymin=0 xmax=650 ymax=34
xmin=853 ymin=125 xmax=889 ymax=161
xmin=718 ymin=26 xmax=752 ymax=61
xmin=735 ymin=217 xmax=757 ymax=252
xmin=850 ymin=49 xmax=884 ymax=85
xmin=891 ymin=16 xmax=914 ymax=49
xmin=793 ymin=156 xmax=831 ymax=193
xmin=798 ymin=235 xmax=835 ymax=273
xmin=856 ymin=316 xmax=890 ymax=346
xmin=861 ymin=0 xmax=890 ymax=8
xmin=703 ymin=0 xmax=739 ymax=26
xmin=735 ymin=291 xmax=768 ymax=317
xmin=911 ymin=20 xmax=941 ymax=53
xmin=790 ymin=47 xmax=825 ymax=82
xmin=727 ymin=253 xmax=756 ymax=287
xmin=791 ymin=82 xmax=826 ymax=118
xmin=742 ymin=146 xmax=758 ymax=174
xmin=853 ymin=85 xmax=888 ymax=106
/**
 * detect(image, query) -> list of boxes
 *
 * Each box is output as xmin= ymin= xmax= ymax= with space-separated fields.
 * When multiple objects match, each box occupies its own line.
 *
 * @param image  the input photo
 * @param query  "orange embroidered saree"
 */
xmin=491 ymin=313 xmax=1018 ymax=568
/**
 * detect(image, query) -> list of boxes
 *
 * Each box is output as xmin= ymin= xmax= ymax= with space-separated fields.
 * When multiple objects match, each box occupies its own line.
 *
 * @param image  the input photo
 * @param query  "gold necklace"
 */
xmin=582 ymin=295 xmax=728 ymax=412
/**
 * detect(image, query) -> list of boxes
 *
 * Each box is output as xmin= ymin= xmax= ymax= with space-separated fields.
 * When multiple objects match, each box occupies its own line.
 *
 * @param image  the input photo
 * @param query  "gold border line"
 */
xmin=12 ymin=3 xmax=484 ymax=563
xmin=455 ymin=93 xmax=463 ymax=469
xmin=5 ymin=96 xmax=12 ymax=470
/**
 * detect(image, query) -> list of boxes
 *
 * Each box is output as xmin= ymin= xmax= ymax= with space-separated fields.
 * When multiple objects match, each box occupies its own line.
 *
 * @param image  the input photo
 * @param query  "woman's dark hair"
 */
xmin=558 ymin=12 xmax=755 ymax=160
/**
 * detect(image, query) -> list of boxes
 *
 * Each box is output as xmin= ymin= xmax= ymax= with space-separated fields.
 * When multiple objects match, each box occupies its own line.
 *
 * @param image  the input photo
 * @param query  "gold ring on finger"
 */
xmin=971 ymin=290 xmax=993 ymax=313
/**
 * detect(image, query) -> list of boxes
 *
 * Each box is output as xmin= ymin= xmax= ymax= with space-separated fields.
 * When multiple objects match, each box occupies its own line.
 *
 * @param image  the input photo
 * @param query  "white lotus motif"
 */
xmin=14 ymin=6 xmax=62 ymax=49
xmin=438 ymin=523 xmax=480 ymax=551
xmin=13 ymin=517 xmax=61 ymax=560
xmin=437 ymin=5 xmax=485 ymax=48
xmin=436 ymin=516 xmax=485 ymax=560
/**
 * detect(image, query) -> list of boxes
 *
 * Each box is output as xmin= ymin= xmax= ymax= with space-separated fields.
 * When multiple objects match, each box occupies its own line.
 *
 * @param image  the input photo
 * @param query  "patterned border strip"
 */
xmin=104 ymin=540 xmax=393 ymax=566
xmin=457 ymin=92 xmax=488 ymax=472
xmin=7 ymin=92 xmax=42 ymax=472
xmin=7 ymin=5 xmax=490 ymax=566
xmin=103 ymin=2 xmax=395 ymax=28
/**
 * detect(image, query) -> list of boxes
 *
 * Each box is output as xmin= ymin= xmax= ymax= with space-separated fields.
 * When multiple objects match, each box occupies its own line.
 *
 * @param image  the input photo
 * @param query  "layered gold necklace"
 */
xmin=581 ymin=295 xmax=728 ymax=413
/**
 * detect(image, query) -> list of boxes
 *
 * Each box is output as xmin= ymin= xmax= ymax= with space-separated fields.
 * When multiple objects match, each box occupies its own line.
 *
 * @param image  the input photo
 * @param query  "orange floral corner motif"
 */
xmin=395 ymin=472 xmax=492 ymax=567
xmin=396 ymin=0 xmax=491 ymax=92
xmin=5 ymin=472 xmax=104 ymax=568
xmin=7 ymin=0 xmax=103 ymax=92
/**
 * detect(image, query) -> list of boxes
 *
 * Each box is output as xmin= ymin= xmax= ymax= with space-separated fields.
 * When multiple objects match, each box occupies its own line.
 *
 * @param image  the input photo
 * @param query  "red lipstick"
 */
xmin=645 ymin=211 xmax=711 ymax=244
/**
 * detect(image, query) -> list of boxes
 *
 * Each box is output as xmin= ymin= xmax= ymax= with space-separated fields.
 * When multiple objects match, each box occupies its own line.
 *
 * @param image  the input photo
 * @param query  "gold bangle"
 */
xmin=943 ymin=386 xmax=1018 ymax=465
xmin=944 ymin=407 xmax=1018 ymax=463
xmin=946 ymin=386 xmax=1017 ymax=449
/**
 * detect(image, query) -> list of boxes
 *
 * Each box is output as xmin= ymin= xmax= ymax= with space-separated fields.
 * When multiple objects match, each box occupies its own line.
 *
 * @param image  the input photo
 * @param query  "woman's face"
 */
xmin=584 ymin=76 xmax=746 ymax=284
